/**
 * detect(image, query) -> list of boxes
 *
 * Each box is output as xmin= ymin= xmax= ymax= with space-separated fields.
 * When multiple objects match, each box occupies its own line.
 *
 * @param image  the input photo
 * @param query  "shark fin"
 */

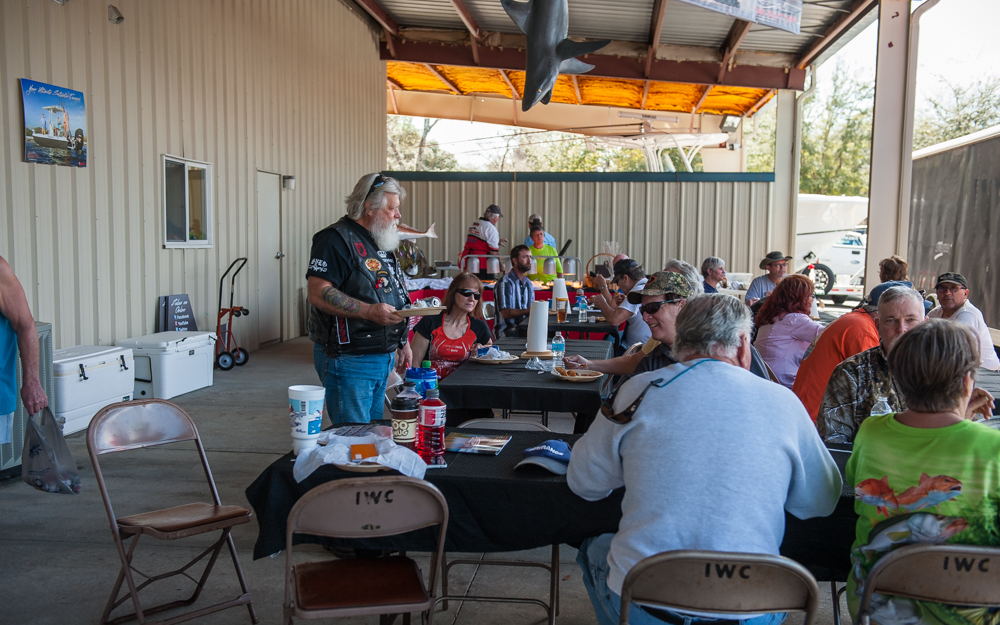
xmin=558 ymin=58 xmax=595 ymax=74
xmin=556 ymin=38 xmax=611 ymax=62
xmin=501 ymin=0 xmax=530 ymax=34
xmin=541 ymin=89 xmax=553 ymax=105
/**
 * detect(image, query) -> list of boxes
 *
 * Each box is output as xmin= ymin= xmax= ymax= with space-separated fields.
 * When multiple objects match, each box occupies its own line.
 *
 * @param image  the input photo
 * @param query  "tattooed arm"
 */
xmin=307 ymin=277 xmax=403 ymax=326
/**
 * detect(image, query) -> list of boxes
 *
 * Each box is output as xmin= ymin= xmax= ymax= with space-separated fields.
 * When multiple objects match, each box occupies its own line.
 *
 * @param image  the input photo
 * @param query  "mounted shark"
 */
xmin=501 ymin=0 xmax=610 ymax=111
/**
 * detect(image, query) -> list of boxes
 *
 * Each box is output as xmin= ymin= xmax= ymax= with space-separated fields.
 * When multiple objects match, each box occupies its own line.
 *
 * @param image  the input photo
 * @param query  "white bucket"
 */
xmin=289 ymin=385 xmax=325 ymax=455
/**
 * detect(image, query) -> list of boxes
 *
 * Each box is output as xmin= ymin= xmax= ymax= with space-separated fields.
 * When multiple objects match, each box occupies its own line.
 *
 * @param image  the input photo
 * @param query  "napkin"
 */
xmin=293 ymin=428 xmax=427 ymax=482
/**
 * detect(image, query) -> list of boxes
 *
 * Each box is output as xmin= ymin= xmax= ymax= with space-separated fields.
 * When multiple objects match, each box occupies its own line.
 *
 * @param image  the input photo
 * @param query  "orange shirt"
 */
xmin=792 ymin=309 xmax=879 ymax=421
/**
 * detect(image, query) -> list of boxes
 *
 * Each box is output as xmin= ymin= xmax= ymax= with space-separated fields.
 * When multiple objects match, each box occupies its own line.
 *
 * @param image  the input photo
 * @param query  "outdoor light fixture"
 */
xmin=720 ymin=114 xmax=742 ymax=133
xmin=282 ymin=175 xmax=296 ymax=190
xmin=618 ymin=112 xmax=680 ymax=124
xmin=108 ymin=5 xmax=124 ymax=23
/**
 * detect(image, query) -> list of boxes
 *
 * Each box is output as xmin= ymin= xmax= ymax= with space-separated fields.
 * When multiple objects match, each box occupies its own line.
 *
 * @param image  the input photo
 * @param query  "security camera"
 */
xmin=108 ymin=5 xmax=124 ymax=24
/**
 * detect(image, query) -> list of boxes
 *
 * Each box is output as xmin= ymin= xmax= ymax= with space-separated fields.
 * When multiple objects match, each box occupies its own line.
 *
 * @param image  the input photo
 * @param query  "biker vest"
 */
xmin=308 ymin=221 xmax=409 ymax=356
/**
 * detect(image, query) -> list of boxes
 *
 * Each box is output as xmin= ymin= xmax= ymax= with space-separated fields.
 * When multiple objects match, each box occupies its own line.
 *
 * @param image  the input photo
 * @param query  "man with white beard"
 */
xmin=306 ymin=173 xmax=413 ymax=424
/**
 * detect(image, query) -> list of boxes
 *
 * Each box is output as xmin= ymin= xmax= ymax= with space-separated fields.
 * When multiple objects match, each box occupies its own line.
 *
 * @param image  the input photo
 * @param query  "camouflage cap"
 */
xmin=627 ymin=271 xmax=693 ymax=304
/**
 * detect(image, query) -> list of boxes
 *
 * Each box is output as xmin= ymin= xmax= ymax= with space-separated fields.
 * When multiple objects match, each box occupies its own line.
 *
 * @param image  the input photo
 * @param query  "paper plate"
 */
xmin=398 ymin=307 xmax=446 ymax=318
xmin=550 ymin=370 xmax=604 ymax=383
xmin=471 ymin=357 xmax=518 ymax=365
xmin=333 ymin=462 xmax=391 ymax=473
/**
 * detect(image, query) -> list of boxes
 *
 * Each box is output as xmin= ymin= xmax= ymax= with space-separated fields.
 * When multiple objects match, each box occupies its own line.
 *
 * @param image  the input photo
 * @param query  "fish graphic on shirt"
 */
xmin=896 ymin=473 xmax=962 ymax=512
xmin=859 ymin=512 xmax=969 ymax=557
xmin=856 ymin=476 xmax=900 ymax=518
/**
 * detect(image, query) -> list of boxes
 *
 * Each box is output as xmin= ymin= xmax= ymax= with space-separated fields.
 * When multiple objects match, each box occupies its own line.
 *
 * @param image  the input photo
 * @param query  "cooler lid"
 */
xmin=117 ymin=331 xmax=215 ymax=351
xmin=53 ymin=345 xmax=124 ymax=365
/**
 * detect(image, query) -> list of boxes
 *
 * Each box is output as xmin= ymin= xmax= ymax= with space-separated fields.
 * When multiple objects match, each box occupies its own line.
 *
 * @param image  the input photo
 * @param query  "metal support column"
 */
xmin=772 ymin=90 xmax=798 ymax=257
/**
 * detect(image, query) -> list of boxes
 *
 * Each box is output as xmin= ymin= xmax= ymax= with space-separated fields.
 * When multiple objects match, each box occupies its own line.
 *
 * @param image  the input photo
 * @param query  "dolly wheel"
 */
xmin=234 ymin=347 xmax=249 ymax=366
xmin=216 ymin=351 xmax=235 ymax=371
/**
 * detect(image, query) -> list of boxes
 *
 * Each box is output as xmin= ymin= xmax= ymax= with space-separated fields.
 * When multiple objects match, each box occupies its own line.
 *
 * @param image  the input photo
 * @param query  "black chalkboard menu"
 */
xmin=157 ymin=294 xmax=198 ymax=332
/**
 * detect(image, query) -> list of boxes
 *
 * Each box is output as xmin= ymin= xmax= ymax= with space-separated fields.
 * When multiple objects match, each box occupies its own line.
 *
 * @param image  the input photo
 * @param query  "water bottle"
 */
xmin=416 ymin=388 xmax=447 ymax=463
xmin=577 ymin=296 xmax=588 ymax=322
xmin=870 ymin=396 xmax=892 ymax=416
xmin=552 ymin=332 xmax=565 ymax=368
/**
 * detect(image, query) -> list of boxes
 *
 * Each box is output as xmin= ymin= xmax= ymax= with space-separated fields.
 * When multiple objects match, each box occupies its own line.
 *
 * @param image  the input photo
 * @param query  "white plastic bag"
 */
xmin=21 ymin=407 xmax=82 ymax=494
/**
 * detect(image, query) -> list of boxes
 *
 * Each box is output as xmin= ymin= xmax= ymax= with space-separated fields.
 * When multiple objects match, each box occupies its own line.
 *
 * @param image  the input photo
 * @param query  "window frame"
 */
xmin=162 ymin=154 xmax=214 ymax=249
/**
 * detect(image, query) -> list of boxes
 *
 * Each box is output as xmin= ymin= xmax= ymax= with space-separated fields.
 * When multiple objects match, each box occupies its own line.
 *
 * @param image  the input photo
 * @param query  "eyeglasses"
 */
xmin=365 ymin=174 xmax=386 ymax=199
xmin=601 ymin=377 xmax=666 ymax=424
xmin=639 ymin=299 xmax=683 ymax=315
xmin=457 ymin=289 xmax=482 ymax=300
xmin=936 ymin=284 xmax=964 ymax=293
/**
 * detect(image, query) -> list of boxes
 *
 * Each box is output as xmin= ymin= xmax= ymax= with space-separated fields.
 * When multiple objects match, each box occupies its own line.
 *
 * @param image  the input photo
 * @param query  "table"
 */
xmin=514 ymin=314 xmax=621 ymax=349
xmin=437 ymin=338 xmax=613 ymax=416
xmin=977 ymin=368 xmax=1000 ymax=415
xmin=245 ymin=431 xmax=858 ymax=583
xmin=245 ymin=430 xmax=624 ymax=560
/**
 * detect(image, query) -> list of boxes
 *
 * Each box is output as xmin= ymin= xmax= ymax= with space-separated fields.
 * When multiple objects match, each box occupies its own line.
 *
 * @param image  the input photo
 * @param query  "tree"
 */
xmin=485 ymin=130 xmax=647 ymax=172
xmin=913 ymin=76 xmax=1000 ymax=149
xmin=386 ymin=116 xmax=458 ymax=171
xmin=745 ymin=105 xmax=777 ymax=173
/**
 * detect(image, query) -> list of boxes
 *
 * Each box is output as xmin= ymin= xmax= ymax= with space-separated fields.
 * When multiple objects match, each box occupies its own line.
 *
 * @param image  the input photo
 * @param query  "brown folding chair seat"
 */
xmin=438 ymin=419 xmax=559 ymax=624
xmin=87 ymin=399 xmax=258 ymax=625
xmin=284 ymin=476 xmax=448 ymax=624
xmin=857 ymin=544 xmax=1000 ymax=625
xmin=619 ymin=550 xmax=820 ymax=625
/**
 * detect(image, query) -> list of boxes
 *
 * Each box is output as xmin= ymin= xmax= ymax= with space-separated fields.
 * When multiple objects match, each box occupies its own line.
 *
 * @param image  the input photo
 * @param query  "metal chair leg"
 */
xmin=831 ymin=581 xmax=847 ymax=625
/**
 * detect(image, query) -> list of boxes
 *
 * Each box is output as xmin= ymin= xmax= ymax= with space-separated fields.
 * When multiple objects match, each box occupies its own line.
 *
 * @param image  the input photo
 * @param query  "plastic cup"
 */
xmin=288 ymin=385 xmax=326 ymax=455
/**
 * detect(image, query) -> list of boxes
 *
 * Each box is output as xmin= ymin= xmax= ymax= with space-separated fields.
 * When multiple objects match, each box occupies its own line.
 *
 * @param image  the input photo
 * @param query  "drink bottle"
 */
xmin=416 ymin=388 xmax=446 ymax=463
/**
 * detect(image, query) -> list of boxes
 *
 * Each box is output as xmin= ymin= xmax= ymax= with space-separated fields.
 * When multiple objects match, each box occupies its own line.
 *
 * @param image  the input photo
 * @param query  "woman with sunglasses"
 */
xmin=410 ymin=272 xmax=493 ymax=381
xmin=753 ymin=274 xmax=823 ymax=388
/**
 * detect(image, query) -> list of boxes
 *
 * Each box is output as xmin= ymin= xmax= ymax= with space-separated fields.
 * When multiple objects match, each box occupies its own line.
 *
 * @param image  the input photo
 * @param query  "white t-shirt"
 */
xmin=619 ymin=277 xmax=651 ymax=346
xmin=928 ymin=300 xmax=1000 ymax=370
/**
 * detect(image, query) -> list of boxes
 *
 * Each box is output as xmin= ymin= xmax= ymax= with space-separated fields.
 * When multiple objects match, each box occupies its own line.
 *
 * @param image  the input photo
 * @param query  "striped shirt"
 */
xmin=495 ymin=269 xmax=535 ymax=337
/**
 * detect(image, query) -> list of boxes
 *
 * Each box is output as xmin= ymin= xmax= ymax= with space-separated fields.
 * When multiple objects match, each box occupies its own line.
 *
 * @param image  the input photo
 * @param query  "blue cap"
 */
xmin=515 ymin=439 xmax=572 ymax=474
xmin=863 ymin=280 xmax=913 ymax=308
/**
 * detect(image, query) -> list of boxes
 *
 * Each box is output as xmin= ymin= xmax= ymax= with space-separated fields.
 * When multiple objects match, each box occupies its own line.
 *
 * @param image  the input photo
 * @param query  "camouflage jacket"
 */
xmin=817 ymin=344 xmax=906 ymax=444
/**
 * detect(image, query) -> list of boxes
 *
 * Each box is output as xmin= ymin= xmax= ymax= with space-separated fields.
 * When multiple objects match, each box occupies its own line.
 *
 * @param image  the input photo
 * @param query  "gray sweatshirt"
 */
xmin=568 ymin=358 xmax=842 ymax=595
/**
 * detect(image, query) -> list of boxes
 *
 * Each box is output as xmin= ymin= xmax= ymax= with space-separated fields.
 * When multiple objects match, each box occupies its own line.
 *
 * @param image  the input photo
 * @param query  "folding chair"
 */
xmin=619 ymin=550 xmax=820 ymax=625
xmin=437 ymin=419 xmax=559 ymax=625
xmin=857 ymin=544 xmax=1000 ymax=625
xmin=284 ymin=476 xmax=448 ymax=625
xmin=599 ymin=341 xmax=644 ymax=398
xmin=86 ymin=399 xmax=257 ymax=625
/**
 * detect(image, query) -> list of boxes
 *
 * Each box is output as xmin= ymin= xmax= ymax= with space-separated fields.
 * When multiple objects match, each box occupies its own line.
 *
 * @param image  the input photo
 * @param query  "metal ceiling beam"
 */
xmin=423 ymin=63 xmax=461 ymax=95
xmin=796 ymin=0 xmax=876 ymax=69
xmin=381 ymin=40 xmax=806 ymax=91
xmin=746 ymin=89 xmax=775 ymax=116
xmin=640 ymin=80 xmax=651 ymax=109
xmin=572 ymin=75 xmax=583 ymax=105
xmin=693 ymin=85 xmax=712 ymax=113
xmin=449 ymin=0 xmax=482 ymax=40
xmin=353 ymin=0 xmax=398 ymax=37
xmin=499 ymin=70 xmax=520 ymax=124
xmin=383 ymin=27 xmax=396 ymax=59
xmin=644 ymin=0 xmax=670 ymax=78
xmin=718 ymin=20 xmax=753 ymax=83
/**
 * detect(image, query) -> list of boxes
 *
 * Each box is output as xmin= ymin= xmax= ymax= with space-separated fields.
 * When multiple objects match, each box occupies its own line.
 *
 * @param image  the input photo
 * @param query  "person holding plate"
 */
xmin=410 ymin=272 xmax=493 ymax=381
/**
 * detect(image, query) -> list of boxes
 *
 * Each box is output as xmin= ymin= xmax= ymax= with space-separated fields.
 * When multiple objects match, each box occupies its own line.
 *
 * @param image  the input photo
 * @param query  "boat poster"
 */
xmin=20 ymin=78 xmax=87 ymax=167
xmin=677 ymin=0 xmax=801 ymax=34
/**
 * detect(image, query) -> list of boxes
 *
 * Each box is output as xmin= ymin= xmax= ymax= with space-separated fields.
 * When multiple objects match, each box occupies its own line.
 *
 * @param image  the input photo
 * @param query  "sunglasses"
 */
xmin=639 ymin=299 xmax=683 ymax=315
xmin=601 ymin=377 xmax=666 ymax=424
xmin=365 ymin=174 xmax=386 ymax=199
xmin=457 ymin=289 xmax=482 ymax=300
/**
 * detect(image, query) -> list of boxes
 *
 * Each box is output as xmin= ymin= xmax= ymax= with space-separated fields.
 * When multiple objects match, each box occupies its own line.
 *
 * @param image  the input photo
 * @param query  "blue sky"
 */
xmin=412 ymin=0 xmax=999 ymax=169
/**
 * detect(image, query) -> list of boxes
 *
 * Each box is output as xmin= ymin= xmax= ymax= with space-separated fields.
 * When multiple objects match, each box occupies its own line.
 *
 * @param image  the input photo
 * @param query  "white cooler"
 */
xmin=116 ymin=331 xmax=216 ymax=400
xmin=53 ymin=346 xmax=135 ymax=435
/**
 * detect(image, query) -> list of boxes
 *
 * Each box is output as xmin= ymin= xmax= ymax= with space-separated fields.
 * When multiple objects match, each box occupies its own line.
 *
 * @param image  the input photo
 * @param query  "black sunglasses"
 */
xmin=365 ymin=174 xmax=386 ymax=199
xmin=457 ymin=289 xmax=482 ymax=300
xmin=601 ymin=378 xmax=666 ymax=424
xmin=639 ymin=298 xmax=683 ymax=315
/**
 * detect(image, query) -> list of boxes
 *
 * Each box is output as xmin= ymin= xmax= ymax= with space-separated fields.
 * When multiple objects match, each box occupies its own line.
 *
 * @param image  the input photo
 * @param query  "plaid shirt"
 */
xmin=817 ymin=344 xmax=906 ymax=444
xmin=495 ymin=269 xmax=534 ymax=337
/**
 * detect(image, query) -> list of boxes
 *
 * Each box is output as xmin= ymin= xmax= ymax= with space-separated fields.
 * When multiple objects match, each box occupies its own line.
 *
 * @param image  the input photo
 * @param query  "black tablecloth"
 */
xmin=437 ymin=338 xmax=613 ymax=413
xmin=515 ymin=315 xmax=621 ymax=344
xmin=246 ymin=430 xmax=624 ymax=560
xmin=246 ymin=431 xmax=858 ymax=582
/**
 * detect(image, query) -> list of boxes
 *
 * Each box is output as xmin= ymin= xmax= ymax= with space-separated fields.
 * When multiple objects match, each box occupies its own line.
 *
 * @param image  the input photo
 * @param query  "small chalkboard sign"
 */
xmin=157 ymin=294 xmax=198 ymax=332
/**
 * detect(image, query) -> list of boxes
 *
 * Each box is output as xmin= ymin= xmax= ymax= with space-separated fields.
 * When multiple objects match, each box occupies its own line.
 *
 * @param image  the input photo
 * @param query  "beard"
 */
xmin=370 ymin=214 xmax=400 ymax=251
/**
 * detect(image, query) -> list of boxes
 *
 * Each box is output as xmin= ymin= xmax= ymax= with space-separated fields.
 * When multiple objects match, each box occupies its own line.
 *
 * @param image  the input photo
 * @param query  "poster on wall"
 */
xmin=20 ymin=78 xmax=87 ymax=167
xmin=757 ymin=0 xmax=802 ymax=34
xmin=676 ymin=0 xmax=757 ymax=24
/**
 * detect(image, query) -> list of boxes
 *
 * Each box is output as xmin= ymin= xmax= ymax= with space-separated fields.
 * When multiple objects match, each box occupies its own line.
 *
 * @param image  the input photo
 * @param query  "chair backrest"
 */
xmin=86 ymin=399 xmax=222 ymax=531
xmin=763 ymin=361 xmax=780 ymax=384
xmin=460 ymin=418 xmax=551 ymax=432
xmin=286 ymin=476 xmax=448 ymax=541
xmin=601 ymin=342 xmax=645 ymax=396
xmin=620 ymin=550 xmax=820 ymax=625
xmin=857 ymin=544 xmax=1000 ymax=624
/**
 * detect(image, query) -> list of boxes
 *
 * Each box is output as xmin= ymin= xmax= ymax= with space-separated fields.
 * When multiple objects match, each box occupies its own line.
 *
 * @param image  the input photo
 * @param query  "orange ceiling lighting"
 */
xmin=386 ymin=61 xmax=771 ymax=117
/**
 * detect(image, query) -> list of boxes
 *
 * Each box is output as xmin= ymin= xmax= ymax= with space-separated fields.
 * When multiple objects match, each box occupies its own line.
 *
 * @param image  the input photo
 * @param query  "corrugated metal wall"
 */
xmin=390 ymin=173 xmax=775 ymax=276
xmin=0 ymin=0 xmax=386 ymax=350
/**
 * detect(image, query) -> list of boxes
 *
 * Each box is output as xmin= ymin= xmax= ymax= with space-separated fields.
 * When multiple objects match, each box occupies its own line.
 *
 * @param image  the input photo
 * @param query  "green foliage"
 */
xmin=745 ymin=106 xmax=777 ymax=173
xmin=914 ymin=76 xmax=1000 ymax=150
xmin=386 ymin=116 xmax=458 ymax=171
xmin=485 ymin=130 xmax=647 ymax=172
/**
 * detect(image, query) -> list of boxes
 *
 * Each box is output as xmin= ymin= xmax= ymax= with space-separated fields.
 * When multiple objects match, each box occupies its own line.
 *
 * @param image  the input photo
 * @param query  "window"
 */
xmin=162 ymin=155 xmax=213 ymax=248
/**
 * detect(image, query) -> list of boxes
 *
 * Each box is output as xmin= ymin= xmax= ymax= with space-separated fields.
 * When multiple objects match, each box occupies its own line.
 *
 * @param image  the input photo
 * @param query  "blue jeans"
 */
xmin=577 ymin=534 xmax=787 ymax=625
xmin=313 ymin=345 xmax=394 ymax=424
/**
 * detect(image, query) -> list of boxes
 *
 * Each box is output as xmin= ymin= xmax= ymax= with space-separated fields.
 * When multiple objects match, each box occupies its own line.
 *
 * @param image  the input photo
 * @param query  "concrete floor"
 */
xmin=0 ymin=337 xmax=849 ymax=624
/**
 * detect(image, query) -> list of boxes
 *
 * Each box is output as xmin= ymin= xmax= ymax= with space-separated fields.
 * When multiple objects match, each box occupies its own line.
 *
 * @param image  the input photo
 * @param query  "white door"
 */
xmin=257 ymin=171 xmax=282 ymax=344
